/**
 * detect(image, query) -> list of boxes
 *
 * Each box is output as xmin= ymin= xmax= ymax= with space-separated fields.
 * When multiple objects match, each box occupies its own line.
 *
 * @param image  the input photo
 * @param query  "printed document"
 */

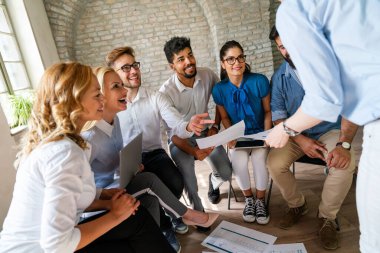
xmin=202 ymin=221 xmax=277 ymax=253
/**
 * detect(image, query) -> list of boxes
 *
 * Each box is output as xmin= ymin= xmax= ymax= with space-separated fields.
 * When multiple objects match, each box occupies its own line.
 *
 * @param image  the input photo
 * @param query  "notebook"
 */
xmin=119 ymin=133 xmax=142 ymax=188
xmin=234 ymin=137 xmax=266 ymax=149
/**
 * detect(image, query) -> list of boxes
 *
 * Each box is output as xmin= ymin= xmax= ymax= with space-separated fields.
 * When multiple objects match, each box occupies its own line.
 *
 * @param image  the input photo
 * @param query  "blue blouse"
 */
xmin=212 ymin=72 xmax=270 ymax=134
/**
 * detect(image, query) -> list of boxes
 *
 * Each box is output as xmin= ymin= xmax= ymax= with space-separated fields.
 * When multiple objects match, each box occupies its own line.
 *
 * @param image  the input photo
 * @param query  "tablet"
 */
xmin=234 ymin=137 xmax=265 ymax=149
xmin=119 ymin=133 xmax=142 ymax=188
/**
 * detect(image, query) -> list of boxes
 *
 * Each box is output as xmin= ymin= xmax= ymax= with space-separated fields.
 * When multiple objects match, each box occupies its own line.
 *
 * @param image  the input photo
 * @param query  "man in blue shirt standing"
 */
xmin=268 ymin=25 xmax=358 ymax=250
xmin=265 ymin=1 xmax=380 ymax=252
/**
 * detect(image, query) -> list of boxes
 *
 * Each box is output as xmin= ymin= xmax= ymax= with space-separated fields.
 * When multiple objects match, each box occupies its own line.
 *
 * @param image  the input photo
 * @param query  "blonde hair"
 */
xmin=82 ymin=66 xmax=116 ymax=132
xmin=20 ymin=62 xmax=93 ymax=157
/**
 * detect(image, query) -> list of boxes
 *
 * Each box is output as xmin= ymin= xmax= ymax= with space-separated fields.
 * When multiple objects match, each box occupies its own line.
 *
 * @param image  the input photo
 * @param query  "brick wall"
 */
xmin=43 ymin=0 xmax=283 ymax=117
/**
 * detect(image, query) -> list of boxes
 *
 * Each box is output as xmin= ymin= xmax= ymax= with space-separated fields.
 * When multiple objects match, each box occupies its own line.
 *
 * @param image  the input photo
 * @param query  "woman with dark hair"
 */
xmin=212 ymin=41 xmax=272 ymax=224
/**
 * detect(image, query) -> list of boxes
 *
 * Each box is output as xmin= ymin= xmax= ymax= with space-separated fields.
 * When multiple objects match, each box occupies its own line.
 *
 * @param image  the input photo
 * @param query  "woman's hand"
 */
xmin=100 ymin=188 xmax=122 ymax=200
xmin=109 ymin=190 xmax=140 ymax=222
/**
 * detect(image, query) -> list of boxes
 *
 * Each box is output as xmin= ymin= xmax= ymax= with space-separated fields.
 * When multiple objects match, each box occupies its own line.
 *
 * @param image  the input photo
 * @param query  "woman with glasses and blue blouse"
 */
xmin=212 ymin=40 xmax=272 ymax=225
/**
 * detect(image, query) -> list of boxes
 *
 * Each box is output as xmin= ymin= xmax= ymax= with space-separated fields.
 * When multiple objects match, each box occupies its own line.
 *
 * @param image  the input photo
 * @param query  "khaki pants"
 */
xmin=267 ymin=129 xmax=356 ymax=219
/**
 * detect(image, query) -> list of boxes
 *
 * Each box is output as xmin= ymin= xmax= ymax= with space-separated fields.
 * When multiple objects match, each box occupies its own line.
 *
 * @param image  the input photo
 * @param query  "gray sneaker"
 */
xmin=163 ymin=228 xmax=181 ymax=253
xmin=172 ymin=217 xmax=188 ymax=234
xmin=279 ymin=200 xmax=308 ymax=229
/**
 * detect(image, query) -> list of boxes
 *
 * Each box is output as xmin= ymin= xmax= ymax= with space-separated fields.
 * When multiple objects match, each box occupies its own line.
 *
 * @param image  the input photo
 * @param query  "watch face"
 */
xmin=342 ymin=142 xmax=351 ymax=149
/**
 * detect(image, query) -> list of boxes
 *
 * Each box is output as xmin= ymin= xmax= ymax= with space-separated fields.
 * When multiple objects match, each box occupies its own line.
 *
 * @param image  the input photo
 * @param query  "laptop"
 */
xmin=234 ymin=137 xmax=266 ymax=149
xmin=119 ymin=133 xmax=143 ymax=188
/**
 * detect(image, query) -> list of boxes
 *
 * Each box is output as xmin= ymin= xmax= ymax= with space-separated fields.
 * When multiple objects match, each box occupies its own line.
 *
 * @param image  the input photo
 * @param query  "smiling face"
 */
xmin=170 ymin=47 xmax=197 ymax=80
xmin=103 ymin=71 xmax=127 ymax=115
xmin=78 ymin=75 xmax=104 ymax=127
xmin=221 ymin=47 xmax=246 ymax=79
xmin=113 ymin=54 xmax=141 ymax=89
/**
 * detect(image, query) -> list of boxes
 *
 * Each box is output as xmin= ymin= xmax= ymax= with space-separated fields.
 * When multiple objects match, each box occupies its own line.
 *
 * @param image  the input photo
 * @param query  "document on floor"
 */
xmin=196 ymin=120 xmax=245 ymax=149
xmin=202 ymin=220 xmax=277 ymax=253
xmin=264 ymin=243 xmax=307 ymax=253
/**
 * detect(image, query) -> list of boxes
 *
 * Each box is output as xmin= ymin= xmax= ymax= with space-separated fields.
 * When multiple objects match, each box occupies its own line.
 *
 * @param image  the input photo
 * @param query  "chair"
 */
xmin=266 ymin=155 xmax=340 ymax=231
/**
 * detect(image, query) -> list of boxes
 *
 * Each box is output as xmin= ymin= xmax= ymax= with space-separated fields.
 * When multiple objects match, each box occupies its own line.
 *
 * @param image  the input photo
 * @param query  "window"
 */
xmin=0 ymin=1 xmax=31 ymax=127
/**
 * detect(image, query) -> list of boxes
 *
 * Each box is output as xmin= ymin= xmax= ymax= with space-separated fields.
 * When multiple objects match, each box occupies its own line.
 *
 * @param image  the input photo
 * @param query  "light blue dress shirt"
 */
xmin=271 ymin=61 xmax=341 ymax=140
xmin=277 ymin=0 xmax=380 ymax=125
xmin=82 ymin=117 xmax=123 ymax=188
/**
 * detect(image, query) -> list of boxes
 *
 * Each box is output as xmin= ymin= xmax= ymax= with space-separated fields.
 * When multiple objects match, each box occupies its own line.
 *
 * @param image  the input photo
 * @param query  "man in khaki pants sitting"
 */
xmin=267 ymin=25 xmax=358 ymax=250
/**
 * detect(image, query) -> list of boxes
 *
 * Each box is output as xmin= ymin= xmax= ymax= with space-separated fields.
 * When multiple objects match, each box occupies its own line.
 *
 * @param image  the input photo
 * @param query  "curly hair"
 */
xmin=163 ymin=36 xmax=192 ymax=63
xmin=20 ymin=62 xmax=93 ymax=157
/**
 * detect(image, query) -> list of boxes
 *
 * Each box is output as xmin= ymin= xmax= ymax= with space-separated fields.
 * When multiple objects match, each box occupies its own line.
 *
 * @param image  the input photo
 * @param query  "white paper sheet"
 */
xmin=196 ymin=121 xmax=245 ymax=149
xmin=264 ymin=243 xmax=308 ymax=253
xmin=202 ymin=220 xmax=277 ymax=253
xmin=243 ymin=129 xmax=272 ymax=140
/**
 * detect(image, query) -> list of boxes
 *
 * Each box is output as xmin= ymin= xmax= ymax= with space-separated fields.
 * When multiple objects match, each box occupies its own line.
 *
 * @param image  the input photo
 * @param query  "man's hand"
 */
xmin=193 ymin=146 xmax=213 ymax=161
xmin=187 ymin=113 xmax=214 ymax=136
xmin=207 ymin=126 xmax=218 ymax=137
xmin=326 ymin=146 xmax=351 ymax=169
xmin=296 ymin=136 xmax=327 ymax=160
xmin=265 ymin=123 xmax=289 ymax=148
xmin=100 ymin=188 xmax=122 ymax=200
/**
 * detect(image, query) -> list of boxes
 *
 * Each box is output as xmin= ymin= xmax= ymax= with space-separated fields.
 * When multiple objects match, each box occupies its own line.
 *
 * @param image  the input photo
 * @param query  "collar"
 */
xmin=131 ymin=87 xmax=148 ymax=103
xmin=95 ymin=119 xmax=114 ymax=137
xmin=285 ymin=63 xmax=302 ymax=87
xmin=174 ymin=73 xmax=201 ymax=92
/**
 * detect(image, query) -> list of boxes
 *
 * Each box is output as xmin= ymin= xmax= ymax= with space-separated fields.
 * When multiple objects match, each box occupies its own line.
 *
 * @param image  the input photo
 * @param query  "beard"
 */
xmin=283 ymin=54 xmax=296 ymax=69
xmin=183 ymin=65 xmax=197 ymax=79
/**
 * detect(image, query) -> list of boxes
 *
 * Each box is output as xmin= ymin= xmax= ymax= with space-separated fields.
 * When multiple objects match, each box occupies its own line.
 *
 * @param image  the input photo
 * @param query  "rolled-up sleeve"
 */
xmin=40 ymin=147 xmax=87 ymax=253
xmin=277 ymin=1 xmax=343 ymax=122
xmin=156 ymin=92 xmax=193 ymax=139
xmin=270 ymin=76 xmax=287 ymax=122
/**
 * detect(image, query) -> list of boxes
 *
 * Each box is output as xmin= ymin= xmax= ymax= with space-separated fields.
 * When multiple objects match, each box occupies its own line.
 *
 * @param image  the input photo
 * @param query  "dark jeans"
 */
xmin=76 ymin=207 xmax=175 ymax=253
xmin=142 ymin=148 xmax=184 ymax=229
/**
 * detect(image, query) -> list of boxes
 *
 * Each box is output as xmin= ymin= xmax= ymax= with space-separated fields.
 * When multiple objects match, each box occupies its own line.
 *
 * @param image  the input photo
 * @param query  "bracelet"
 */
xmin=283 ymin=120 xmax=300 ymax=137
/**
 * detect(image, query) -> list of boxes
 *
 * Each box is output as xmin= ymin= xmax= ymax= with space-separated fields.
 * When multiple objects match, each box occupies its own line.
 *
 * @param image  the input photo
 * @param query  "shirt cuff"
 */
xmin=301 ymin=94 xmax=342 ymax=123
xmin=272 ymin=110 xmax=288 ymax=122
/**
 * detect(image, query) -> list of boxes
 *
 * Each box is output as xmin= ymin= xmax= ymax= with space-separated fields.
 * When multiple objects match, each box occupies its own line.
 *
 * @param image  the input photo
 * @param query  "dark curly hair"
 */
xmin=163 ymin=36 xmax=192 ymax=63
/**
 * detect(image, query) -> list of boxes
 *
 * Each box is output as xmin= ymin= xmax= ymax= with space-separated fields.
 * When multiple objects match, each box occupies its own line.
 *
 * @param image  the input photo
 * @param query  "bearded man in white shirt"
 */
xmin=160 ymin=37 xmax=233 ymax=229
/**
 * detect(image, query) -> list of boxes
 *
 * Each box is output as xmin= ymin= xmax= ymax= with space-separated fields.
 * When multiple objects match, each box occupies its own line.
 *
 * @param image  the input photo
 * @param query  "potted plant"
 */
xmin=8 ymin=92 xmax=34 ymax=128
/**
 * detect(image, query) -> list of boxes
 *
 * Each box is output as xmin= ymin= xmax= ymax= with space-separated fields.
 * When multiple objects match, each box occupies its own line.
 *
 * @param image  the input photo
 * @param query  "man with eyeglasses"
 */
xmin=268 ymin=25 xmax=358 ymax=250
xmin=159 ymin=37 xmax=233 ymax=229
xmin=105 ymin=46 xmax=214 ymax=252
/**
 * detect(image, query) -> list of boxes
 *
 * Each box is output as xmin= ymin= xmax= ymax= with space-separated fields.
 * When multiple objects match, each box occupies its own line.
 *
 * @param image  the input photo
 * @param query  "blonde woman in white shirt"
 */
xmin=0 ymin=62 xmax=176 ymax=253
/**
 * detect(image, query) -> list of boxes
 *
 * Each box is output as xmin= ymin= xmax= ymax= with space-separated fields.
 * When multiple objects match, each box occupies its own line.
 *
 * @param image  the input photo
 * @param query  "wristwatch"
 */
xmin=336 ymin=141 xmax=351 ymax=150
xmin=210 ymin=123 xmax=220 ymax=131
xmin=283 ymin=121 xmax=300 ymax=137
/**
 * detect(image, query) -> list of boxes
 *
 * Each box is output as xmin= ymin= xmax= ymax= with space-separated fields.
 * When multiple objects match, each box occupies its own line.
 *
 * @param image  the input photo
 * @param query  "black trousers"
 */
xmin=76 ymin=207 xmax=175 ymax=253
xmin=142 ymin=148 xmax=184 ymax=229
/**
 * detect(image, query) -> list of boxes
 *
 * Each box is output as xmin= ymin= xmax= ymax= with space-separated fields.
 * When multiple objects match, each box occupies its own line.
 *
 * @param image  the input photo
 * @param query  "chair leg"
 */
xmin=181 ymin=193 xmax=190 ymax=206
xmin=266 ymin=179 xmax=273 ymax=209
xmin=335 ymin=217 xmax=341 ymax=231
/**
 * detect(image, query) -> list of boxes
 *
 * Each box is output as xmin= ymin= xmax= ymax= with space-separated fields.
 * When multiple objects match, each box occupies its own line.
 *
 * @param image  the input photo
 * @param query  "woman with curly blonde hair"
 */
xmin=0 ymin=62 xmax=175 ymax=253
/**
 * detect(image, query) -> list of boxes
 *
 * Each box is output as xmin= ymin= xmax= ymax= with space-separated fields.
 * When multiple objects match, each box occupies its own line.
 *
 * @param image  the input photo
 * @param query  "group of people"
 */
xmin=1 ymin=0 xmax=379 ymax=252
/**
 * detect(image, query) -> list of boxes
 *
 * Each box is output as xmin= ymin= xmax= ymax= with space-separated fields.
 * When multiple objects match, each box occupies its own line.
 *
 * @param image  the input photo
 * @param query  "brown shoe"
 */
xmin=319 ymin=218 xmax=339 ymax=250
xmin=279 ymin=200 xmax=308 ymax=229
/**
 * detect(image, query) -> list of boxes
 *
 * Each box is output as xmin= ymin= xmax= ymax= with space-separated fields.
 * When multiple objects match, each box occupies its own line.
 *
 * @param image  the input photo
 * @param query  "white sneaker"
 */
xmin=243 ymin=196 xmax=255 ymax=223
xmin=255 ymin=198 xmax=270 ymax=225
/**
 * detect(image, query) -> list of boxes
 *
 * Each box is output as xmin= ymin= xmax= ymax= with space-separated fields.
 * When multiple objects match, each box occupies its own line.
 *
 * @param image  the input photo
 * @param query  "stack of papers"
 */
xmin=202 ymin=221 xmax=307 ymax=253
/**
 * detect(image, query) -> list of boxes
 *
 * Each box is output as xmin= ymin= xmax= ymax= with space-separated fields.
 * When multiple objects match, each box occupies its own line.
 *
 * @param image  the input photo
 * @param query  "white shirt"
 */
xmin=159 ymin=67 xmax=219 ymax=135
xmin=277 ymin=0 xmax=380 ymax=125
xmin=117 ymin=87 xmax=192 ymax=152
xmin=0 ymin=138 xmax=96 ymax=253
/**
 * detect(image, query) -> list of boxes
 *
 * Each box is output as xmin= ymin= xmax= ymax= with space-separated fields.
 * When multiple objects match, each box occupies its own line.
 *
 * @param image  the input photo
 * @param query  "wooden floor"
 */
xmin=176 ymin=129 xmax=363 ymax=253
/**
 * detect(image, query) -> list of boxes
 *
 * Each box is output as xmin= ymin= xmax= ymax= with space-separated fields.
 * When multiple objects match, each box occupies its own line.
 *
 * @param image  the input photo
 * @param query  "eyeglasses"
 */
xmin=116 ymin=62 xmax=140 ymax=73
xmin=223 ymin=55 xmax=246 ymax=65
